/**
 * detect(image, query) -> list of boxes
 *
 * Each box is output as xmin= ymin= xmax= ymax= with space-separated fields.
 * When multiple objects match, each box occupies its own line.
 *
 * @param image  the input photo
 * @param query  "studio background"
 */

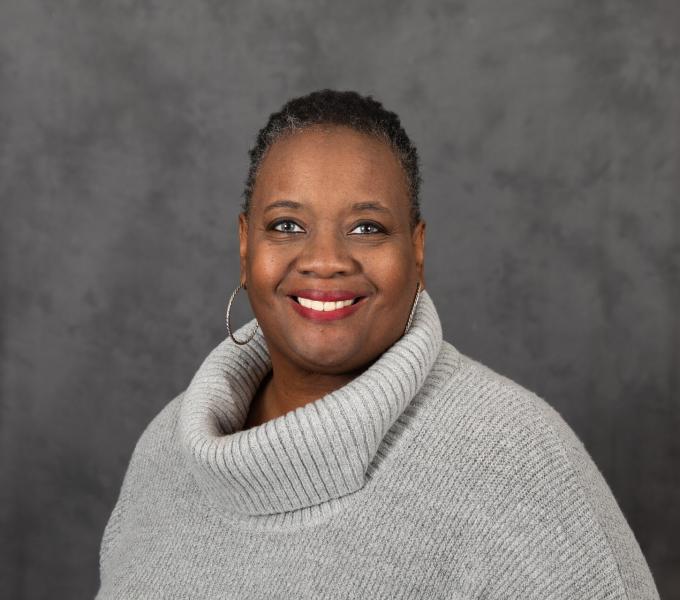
xmin=1 ymin=1 xmax=678 ymax=598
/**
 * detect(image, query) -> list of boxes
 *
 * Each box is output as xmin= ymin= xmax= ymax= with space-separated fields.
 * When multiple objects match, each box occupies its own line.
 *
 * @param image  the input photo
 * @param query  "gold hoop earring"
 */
xmin=404 ymin=281 xmax=422 ymax=335
xmin=225 ymin=282 xmax=259 ymax=345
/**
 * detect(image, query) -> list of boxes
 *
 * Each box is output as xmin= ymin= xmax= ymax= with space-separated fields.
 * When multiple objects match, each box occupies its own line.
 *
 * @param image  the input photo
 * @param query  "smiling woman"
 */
xmin=95 ymin=90 xmax=659 ymax=599
xmin=238 ymin=123 xmax=425 ymax=428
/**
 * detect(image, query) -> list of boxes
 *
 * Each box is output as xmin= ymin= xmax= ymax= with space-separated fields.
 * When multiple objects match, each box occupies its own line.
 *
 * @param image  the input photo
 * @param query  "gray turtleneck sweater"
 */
xmin=96 ymin=291 xmax=658 ymax=599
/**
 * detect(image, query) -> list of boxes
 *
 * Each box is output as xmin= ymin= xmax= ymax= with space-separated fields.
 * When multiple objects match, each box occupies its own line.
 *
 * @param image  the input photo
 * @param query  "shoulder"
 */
xmin=130 ymin=390 xmax=185 ymax=459
xmin=419 ymin=343 xmax=659 ymax=598
xmin=108 ymin=388 xmax=186 ymax=498
xmin=110 ymin=391 xmax=185 ymax=484
xmin=427 ymin=343 xmax=593 ymax=464
xmin=426 ymin=343 xmax=611 ymax=512
xmin=424 ymin=342 xmax=568 ymax=446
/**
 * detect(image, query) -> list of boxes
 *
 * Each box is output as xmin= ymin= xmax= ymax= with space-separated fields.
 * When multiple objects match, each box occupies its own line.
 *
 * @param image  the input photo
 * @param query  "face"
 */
xmin=239 ymin=125 xmax=425 ymax=375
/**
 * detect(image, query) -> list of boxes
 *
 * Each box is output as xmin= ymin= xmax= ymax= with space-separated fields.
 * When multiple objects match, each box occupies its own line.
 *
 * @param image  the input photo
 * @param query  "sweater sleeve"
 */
xmin=533 ymin=399 xmax=660 ymax=600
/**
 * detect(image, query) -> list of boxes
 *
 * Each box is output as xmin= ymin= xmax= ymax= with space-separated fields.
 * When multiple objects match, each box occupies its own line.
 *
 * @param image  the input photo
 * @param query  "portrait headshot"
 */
xmin=1 ymin=2 xmax=677 ymax=600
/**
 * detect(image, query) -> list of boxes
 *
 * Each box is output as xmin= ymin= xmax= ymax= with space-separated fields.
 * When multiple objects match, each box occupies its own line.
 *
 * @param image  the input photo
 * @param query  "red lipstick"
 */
xmin=287 ymin=289 xmax=367 ymax=321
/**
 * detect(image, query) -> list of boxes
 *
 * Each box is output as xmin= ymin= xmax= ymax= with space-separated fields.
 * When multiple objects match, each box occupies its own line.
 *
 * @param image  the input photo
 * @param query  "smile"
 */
xmin=296 ymin=297 xmax=358 ymax=311
xmin=288 ymin=290 xmax=367 ymax=321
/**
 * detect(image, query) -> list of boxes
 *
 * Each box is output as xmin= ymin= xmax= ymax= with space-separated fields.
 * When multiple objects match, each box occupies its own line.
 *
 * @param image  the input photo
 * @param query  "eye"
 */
xmin=271 ymin=220 xmax=305 ymax=234
xmin=349 ymin=221 xmax=385 ymax=235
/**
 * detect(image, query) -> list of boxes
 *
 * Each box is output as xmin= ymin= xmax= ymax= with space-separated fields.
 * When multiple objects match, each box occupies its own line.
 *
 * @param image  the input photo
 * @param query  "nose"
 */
xmin=295 ymin=230 xmax=358 ymax=278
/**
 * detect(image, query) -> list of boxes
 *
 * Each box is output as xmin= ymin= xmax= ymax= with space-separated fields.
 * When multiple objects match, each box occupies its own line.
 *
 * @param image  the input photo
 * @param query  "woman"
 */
xmin=96 ymin=90 xmax=658 ymax=599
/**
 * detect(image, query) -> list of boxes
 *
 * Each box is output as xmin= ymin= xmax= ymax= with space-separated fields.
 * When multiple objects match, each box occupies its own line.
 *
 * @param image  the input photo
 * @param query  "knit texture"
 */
xmin=96 ymin=291 xmax=659 ymax=599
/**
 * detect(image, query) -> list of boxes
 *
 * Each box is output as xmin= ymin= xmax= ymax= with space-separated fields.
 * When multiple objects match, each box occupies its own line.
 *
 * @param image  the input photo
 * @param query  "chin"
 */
xmin=289 ymin=338 xmax=372 ymax=374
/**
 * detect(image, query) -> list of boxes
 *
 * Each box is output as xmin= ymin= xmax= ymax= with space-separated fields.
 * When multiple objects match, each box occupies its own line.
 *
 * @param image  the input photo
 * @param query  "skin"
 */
xmin=238 ymin=124 xmax=425 ymax=429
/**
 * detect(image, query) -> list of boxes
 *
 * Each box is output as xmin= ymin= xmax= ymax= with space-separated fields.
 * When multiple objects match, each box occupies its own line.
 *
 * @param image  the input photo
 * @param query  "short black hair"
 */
xmin=242 ymin=89 xmax=422 ymax=227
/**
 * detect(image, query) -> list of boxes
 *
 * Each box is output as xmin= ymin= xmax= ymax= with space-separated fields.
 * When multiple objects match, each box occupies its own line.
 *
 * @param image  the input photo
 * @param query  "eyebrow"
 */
xmin=263 ymin=200 xmax=391 ymax=214
xmin=350 ymin=201 xmax=390 ymax=214
xmin=263 ymin=200 xmax=303 ymax=213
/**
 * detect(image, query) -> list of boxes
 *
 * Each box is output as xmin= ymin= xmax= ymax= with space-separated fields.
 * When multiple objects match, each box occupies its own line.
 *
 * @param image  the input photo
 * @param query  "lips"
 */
xmin=287 ymin=289 xmax=367 ymax=321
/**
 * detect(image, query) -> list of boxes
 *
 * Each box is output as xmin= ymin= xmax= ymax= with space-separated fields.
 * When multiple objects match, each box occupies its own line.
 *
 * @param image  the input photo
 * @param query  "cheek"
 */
xmin=246 ymin=243 xmax=291 ymax=297
xmin=365 ymin=245 xmax=417 ymax=291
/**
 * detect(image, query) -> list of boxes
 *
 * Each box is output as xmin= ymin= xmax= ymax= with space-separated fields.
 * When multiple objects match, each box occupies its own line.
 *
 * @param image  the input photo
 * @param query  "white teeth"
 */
xmin=297 ymin=297 xmax=356 ymax=311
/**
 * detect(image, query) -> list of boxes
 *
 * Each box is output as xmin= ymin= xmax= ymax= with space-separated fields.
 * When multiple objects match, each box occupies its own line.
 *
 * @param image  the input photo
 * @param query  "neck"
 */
xmin=243 ymin=351 xmax=367 ymax=429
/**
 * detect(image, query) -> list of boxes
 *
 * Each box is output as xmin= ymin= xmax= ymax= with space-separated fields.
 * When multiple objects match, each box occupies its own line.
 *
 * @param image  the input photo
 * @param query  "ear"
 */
xmin=238 ymin=212 xmax=249 ymax=286
xmin=412 ymin=220 xmax=426 ymax=290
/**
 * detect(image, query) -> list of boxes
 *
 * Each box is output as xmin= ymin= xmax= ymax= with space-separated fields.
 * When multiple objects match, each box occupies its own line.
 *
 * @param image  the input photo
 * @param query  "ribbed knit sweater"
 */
xmin=96 ymin=291 xmax=659 ymax=599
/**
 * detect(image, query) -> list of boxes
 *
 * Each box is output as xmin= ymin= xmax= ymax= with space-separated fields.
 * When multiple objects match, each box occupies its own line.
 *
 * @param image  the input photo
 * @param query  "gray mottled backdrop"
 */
xmin=1 ymin=0 xmax=678 ymax=598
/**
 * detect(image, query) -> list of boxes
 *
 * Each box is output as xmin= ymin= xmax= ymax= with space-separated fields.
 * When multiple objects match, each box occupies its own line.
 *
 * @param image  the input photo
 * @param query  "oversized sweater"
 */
xmin=96 ymin=291 xmax=659 ymax=599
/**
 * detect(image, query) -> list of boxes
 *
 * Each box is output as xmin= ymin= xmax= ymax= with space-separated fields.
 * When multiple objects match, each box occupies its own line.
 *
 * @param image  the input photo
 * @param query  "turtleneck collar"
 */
xmin=178 ymin=290 xmax=443 ymax=519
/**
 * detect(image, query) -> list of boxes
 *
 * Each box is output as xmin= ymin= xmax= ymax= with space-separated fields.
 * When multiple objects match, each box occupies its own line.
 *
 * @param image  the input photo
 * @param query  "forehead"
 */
xmin=251 ymin=125 xmax=410 ymax=212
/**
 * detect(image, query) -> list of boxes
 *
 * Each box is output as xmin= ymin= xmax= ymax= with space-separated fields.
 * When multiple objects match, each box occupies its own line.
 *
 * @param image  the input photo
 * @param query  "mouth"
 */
xmin=293 ymin=296 xmax=363 ymax=311
xmin=287 ymin=290 xmax=367 ymax=321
